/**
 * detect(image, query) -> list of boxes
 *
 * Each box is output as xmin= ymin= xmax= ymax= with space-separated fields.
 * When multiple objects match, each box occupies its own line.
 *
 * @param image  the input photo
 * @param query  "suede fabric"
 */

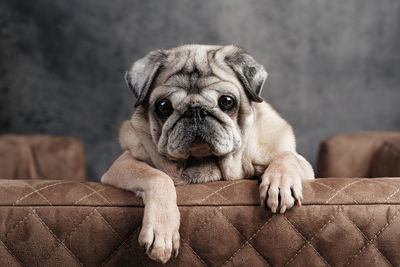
xmin=1 ymin=178 xmax=400 ymax=266
xmin=370 ymin=137 xmax=400 ymax=177
xmin=317 ymin=132 xmax=400 ymax=178
xmin=0 ymin=135 xmax=86 ymax=181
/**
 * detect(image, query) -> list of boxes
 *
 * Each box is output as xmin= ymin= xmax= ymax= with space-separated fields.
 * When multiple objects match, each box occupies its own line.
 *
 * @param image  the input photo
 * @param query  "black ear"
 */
xmin=125 ymin=50 xmax=166 ymax=107
xmin=224 ymin=49 xmax=268 ymax=102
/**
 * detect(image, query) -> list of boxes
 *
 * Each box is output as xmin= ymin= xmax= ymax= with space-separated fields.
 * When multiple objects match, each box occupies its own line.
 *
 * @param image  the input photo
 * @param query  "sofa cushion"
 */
xmin=1 ymin=178 xmax=400 ymax=266
xmin=0 ymin=135 xmax=86 ymax=181
xmin=370 ymin=137 xmax=400 ymax=177
xmin=317 ymin=132 xmax=400 ymax=178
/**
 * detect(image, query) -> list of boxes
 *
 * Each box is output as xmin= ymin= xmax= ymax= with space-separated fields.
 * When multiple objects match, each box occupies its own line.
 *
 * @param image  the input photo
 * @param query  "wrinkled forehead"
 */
xmin=151 ymin=46 xmax=243 ymax=99
xmin=150 ymin=74 xmax=241 ymax=106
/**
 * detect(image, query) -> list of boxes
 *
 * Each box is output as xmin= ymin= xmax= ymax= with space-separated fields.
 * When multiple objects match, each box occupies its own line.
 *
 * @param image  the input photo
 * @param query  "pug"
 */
xmin=101 ymin=45 xmax=315 ymax=263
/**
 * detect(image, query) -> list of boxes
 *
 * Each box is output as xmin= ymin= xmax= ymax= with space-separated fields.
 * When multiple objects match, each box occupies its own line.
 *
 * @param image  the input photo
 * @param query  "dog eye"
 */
xmin=218 ymin=95 xmax=236 ymax=112
xmin=156 ymin=99 xmax=173 ymax=118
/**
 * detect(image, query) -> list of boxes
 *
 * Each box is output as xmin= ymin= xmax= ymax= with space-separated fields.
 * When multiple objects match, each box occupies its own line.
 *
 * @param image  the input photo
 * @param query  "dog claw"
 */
xmin=280 ymin=206 xmax=287 ymax=213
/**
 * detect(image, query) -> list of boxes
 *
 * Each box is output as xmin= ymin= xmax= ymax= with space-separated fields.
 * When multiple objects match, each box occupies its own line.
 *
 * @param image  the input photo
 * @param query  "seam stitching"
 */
xmin=0 ymin=239 xmax=25 ymax=267
xmin=340 ymin=211 xmax=394 ymax=267
xmin=22 ymin=182 xmax=52 ymax=205
xmin=282 ymin=216 xmax=331 ymax=267
xmin=385 ymin=188 xmax=400 ymax=202
xmin=74 ymin=188 xmax=109 ymax=204
xmin=198 ymin=180 xmax=246 ymax=204
xmin=13 ymin=181 xmax=73 ymax=204
xmin=345 ymin=207 xmax=400 ymax=266
xmin=99 ymin=225 xmax=141 ymax=267
xmin=187 ymin=207 xmax=222 ymax=242
xmin=78 ymin=183 xmax=113 ymax=205
xmin=181 ymin=238 xmax=208 ymax=266
xmin=32 ymin=209 xmax=84 ymax=266
xmin=218 ymin=210 xmax=271 ymax=266
xmin=221 ymin=214 xmax=276 ymax=265
xmin=314 ymin=181 xmax=359 ymax=204
xmin=325 ymin=179 xmax=363 ymax=204
xmin=282 ymin=207 xmax=341 ymax=266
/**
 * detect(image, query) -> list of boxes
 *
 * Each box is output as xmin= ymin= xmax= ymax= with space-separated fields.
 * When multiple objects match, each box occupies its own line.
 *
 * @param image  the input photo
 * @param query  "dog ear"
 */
xmin=224 ymin=48 xmax=268 ymax=102
xmin=125 ymin=50 xmax=166 ymax=107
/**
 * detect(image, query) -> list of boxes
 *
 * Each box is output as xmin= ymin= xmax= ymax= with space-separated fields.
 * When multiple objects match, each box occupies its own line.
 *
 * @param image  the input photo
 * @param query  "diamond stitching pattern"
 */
xmin=222 ymin=214 xmax=276 ymax=265
xmin=99 ymin=224 xmax=141 ymax=266
xmin=181 ymin=238 xmax=208 ymax=266
xmin=78 ymin=183 xmax=113 ymax=205
xmin=282 ymin=216 xmax=330 ymax=266
xmin=199 ymin=180 xmax=246 ymax=204
xmin=33 ymin=208 xmax=95 ymax=265
xmin=13 ymin=181 xmax=73 ymax=205
xmin=284 ymin=210 xmax=337 ymax=266
xmin=94 ymin=208 xmax=140 ymax=260
xmin=0 ymin=239 xmax=23 ymax=267
xmin=345 ymin=207 xmax=400 ymax=266
xmin=216 ymin=210 xmax=271 ymax=266
xmin=385 ymin=187 xmax=400 ymax=201
xmin=3 ymin=209 xmax=35 ymax=240
xmin=340 ymin=212 xmax=394 ymax=266
xmin=0 ymin=178 xmax=400 ymax=266
xmin=314 ymin=181 xmax=359 ymax=204
xmin=74 ymin=187 xmax=109 ymax=204
xmin=186 ymin=207 xmax=222 ymax=242
xmin=23 ymin=181 xmax=53 ymax=205
xmin=2 ymin=178 xmax=400 ymax=206
xmin=325 ymin=179 xmax=363 ymax=204
xmin=32 ymin=209 xmax=84 ymax=266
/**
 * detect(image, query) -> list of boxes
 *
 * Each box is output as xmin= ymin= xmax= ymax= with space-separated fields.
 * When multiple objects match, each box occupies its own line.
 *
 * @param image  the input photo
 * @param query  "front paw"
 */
xmin=139 ymin=202 xmax=180 ymax=263
xmin=259 ymin=153 xmax=304 ymax=213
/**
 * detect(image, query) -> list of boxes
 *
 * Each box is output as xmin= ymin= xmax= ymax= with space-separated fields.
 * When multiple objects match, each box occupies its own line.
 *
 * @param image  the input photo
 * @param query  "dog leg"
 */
xmin=259 ymin=151 xmax=314 ymax=213
xmin=101 ymin=151 xmax=180 ymax=263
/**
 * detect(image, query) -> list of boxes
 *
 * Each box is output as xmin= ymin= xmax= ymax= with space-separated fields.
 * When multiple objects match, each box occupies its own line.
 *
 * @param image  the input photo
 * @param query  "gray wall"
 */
xmin=1 ymin=0 xmax=399 ymax=181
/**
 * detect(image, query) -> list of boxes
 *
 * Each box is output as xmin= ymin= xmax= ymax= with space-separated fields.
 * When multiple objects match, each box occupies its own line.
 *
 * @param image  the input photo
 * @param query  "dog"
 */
xmin=101 ymin=44 xmax=315 ymax=263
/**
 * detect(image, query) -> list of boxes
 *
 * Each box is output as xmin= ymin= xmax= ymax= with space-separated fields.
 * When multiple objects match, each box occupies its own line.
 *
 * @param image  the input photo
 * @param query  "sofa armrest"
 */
xmin=0 ymin=135 xmax=86 ymax=181
xmin=317 ymin=132 xmax=400 ymax=178
xmin=0 ymin=178 xmax=399 ymax=266
xmin=370 ymin=136 xmax=400 ymax=177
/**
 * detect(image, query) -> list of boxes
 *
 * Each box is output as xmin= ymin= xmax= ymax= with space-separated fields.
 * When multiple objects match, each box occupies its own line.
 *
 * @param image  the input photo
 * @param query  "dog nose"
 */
xmin=183 ymin=108 xmax=208 ymax=119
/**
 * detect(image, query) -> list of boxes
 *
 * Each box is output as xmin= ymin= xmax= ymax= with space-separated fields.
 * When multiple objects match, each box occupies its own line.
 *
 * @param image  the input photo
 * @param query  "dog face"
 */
xmin=125 ymin=45 xmax=267 ymax=160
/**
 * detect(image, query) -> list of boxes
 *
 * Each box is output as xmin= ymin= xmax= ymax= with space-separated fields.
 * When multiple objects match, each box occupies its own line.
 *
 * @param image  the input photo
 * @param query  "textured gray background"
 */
xmin=1 ymin=0 xmax=399 ymax=181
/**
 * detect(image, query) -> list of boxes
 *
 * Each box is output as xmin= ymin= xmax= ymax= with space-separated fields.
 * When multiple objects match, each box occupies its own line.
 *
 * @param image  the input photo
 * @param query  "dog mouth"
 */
xmin=159 ymin=111 xmax=240 ymax=160
xmin=176 ymin=115 xmax=227 ymax=158
xmin=189 ymin=138 xmax=213 ymax=157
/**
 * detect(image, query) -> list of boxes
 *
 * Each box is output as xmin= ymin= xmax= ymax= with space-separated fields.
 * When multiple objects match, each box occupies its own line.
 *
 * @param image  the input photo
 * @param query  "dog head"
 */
xmin=125 ymin=45 xmax=267 ymax=160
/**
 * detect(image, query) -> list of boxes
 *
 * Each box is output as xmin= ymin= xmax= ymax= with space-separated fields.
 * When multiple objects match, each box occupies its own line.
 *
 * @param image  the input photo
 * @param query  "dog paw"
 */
xmin=139 ymin=201 xmax=180 ymax=263
xmin=259 ymin=152 xmax=304 ymax=213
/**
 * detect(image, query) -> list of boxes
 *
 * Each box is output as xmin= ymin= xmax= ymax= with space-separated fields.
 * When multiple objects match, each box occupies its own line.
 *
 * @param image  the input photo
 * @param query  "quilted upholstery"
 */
xmin=1 ymin=178 xmax=400 ymax=266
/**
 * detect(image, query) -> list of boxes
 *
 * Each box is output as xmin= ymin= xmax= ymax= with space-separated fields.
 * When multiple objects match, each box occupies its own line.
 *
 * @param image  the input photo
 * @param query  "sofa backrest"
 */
xmin=0 ymin=135 xmax=86 ymax=181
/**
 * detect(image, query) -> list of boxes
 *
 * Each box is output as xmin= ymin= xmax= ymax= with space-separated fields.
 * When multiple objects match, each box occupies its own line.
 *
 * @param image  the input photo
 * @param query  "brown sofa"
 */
xmin=0 ymin=135 xmax=86 ymax=181
xmin=0 ymin=133 xmax=399 ymax=267
xmin=317 ymin=131 xmax=400 ymax=178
